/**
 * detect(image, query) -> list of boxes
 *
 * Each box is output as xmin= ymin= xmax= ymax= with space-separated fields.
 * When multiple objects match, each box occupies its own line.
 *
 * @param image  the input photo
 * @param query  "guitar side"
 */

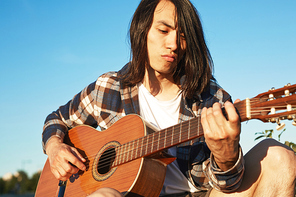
xmin=35 ymin=115 xmax=168 ymax=197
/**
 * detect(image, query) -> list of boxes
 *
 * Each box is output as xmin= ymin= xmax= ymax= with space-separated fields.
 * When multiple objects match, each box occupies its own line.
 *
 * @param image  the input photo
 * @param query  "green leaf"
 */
xmin=278 ymin=128 xmax=286 ymax=141
xmin=267 ymin=132 xmax=273 ymax=138
xmin=255 ymin=131 xmax=264 ymax=135
xmin=254 ymin=135 xmax=265 ymax=141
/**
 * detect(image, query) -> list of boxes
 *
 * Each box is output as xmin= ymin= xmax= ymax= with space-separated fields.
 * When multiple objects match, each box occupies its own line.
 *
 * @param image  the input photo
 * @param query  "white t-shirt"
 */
xmin=137 ymin=83 xmax=198 ymax=195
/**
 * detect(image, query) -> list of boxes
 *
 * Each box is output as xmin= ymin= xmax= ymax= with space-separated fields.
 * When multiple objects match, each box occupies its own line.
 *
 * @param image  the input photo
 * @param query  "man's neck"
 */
xmin=142 ymin=68 xmax=181 ymax=101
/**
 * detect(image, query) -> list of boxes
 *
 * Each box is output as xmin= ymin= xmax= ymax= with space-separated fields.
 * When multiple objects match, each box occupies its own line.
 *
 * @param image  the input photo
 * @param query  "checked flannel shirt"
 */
xmin=42 ymin=64 xmax=244 ymax=193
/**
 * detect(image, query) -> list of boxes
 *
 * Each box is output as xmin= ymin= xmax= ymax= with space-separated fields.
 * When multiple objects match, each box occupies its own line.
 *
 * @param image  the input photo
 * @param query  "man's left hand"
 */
xmin=201 ymin=100 xmax=241 ymax=171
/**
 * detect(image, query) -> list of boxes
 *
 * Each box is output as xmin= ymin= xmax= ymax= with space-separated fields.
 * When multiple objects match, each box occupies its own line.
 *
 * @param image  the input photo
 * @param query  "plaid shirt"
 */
xmin=42 ymin=64 xmax=244 ymax=193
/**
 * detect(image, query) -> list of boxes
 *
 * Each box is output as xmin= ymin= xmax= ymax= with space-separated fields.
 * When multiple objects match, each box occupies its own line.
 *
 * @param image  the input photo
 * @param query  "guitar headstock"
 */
xmin=236 ymin=83 xmax=296 ymax=130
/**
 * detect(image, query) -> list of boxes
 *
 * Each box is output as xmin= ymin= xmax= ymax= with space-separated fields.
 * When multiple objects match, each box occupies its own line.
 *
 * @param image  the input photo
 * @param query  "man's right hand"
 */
xmin=45 ymin=136 xmax=86 ymax=181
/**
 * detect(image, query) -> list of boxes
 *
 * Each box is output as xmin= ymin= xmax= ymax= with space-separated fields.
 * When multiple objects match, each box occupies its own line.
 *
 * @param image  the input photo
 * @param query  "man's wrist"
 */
xmin=212 ymin=147 xmax=240 ymax=172
xmin=45 ymin=136 xmax=63 ymax=155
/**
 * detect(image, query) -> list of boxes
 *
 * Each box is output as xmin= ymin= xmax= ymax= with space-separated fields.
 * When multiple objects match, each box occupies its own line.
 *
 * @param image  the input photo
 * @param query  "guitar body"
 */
xmin=35 ymin=115 xmax=169 ymax=197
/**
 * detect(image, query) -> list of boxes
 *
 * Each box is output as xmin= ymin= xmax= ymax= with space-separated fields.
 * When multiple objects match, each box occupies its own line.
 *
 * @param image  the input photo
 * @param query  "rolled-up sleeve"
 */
xmin=202 ymin=146 xmax=244 ymax=192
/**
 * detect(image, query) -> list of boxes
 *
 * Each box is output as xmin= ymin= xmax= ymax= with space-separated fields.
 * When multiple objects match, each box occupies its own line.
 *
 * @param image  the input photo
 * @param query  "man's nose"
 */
xmin=166 ymin=31 xmax=178 ymax=51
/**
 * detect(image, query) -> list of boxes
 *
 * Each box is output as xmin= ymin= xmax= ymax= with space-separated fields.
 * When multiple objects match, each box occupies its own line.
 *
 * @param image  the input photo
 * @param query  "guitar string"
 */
xmin=92 ymin=104 xmax=296 ymax=171
xmin=81 ymin=119 xmax=202 ymax=171
xmin=81 ymin=126 xmax=200 ymax=171
xmin=97 ymin=124 xmax=201 ymax=171
xmin=78 ymin=103 xmax=296 ymax=171
xmin=80 ymin=102 xmax=295 ymax=172
xmin=93 ymin=105 xmax=279 ymax=169
xmin=85 ymin=120 xmax=200 ymax=170
xmin=81 ymin=103 xmax=296 ymax=171
xmin=79 ymin=103 xmax=296 ymax=171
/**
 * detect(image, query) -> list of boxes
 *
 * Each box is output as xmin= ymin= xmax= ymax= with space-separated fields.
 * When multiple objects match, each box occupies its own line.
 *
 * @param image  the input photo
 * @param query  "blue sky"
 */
xmin=0 ymin=0 xmax=295 ymax=178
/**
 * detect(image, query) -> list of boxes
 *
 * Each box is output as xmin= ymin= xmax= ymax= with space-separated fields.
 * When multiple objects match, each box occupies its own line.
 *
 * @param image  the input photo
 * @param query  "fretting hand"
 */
xmin=201 ymin=100 xmax=241 ymax=171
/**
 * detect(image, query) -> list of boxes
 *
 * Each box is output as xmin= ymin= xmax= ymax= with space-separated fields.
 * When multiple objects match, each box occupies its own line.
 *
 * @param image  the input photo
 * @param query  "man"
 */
xmin=43 ymin=0 xmax=296 ymax=196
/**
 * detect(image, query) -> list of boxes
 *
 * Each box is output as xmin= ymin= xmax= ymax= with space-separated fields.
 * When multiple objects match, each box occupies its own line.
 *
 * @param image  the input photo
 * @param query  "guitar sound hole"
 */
xmin=92 ymin=141 xmax=119 ymax=181
xmin=97 ymin=147 xmax=116 ymax=175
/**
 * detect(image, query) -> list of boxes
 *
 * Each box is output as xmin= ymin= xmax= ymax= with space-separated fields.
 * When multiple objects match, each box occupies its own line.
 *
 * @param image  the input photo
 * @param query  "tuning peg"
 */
xmin=276 ymin=119 xmax=285 ymax=130
xmin=290 ymin=115 xmax=296 ymax=126
xmin=269 ymin=93 xmax=274 ymax=101
xmin=284 ymin=83 xmax=291 ymax=87
xmin=276 ymin=122 xmax=286 ymax=130
xmin=292 ymin=116 xmax=296 ymax=126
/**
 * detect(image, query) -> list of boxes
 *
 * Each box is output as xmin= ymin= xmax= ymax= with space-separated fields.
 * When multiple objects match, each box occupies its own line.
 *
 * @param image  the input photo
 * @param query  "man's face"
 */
xmin=146 ymin=0 xmax=186 ymax=78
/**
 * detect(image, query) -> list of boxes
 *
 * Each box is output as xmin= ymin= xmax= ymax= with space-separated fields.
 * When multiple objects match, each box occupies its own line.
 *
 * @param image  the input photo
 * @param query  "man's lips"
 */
xmin=161 ymin=54 xmax=176 ymax=62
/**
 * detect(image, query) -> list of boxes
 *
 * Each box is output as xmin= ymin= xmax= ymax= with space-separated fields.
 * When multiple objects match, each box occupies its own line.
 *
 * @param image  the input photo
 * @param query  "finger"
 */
xmin=67 ymin=149 xmax=86 ymax=171
xmin=201 ymin=107 xmax=213 ymax=138
xmin=212 ymin=102 xmax=226 ymax=126
xmin=201 ymin=107 xmax=210 ymax=131
xmin=224 ymin=101 xmax=240 ymax=125
xmin=51 ymin=164 xmax=72 ymax=181
xmin=51 ymin=168 xmax=62 ymax=180
xmin=234 ymin=99 xmax=241 ymax=104
xmin=71 ymin=147 xmax=86 ymax=163
xmin=201 ymin=106 xmax=220 ymax=139
xmin=206 ymin=103 xmax=231 ymax=139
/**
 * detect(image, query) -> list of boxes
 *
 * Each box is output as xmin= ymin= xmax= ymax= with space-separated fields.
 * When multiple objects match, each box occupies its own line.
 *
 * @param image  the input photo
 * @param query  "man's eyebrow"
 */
xmin=156 ymin=20 xmax=176 ymax=29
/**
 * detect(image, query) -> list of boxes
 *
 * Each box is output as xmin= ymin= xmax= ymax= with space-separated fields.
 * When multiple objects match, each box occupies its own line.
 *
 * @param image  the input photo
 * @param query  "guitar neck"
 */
xmin=112 ymin=117 xmax=204 ymax=167
xmin=111 ymin=100 xmax=253 ymax=167
xmin=113 ymin=83 xmax=296 ymax=167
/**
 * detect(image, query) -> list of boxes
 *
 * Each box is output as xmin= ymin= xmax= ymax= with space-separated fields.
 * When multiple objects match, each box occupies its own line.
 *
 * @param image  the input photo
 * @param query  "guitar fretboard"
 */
xmin=113 ymin=117 xmax=203 ymax=166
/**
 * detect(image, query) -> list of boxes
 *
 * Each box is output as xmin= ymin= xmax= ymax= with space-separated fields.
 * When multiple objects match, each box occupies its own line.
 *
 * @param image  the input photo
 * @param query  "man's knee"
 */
xmin=237 ymin=139 xmax=296 ymax=195
xmin=88 ymin=188 xmax=123 ymax=197
xmin=251 ymin=138 xmax=296 ymax=176
xmin=261 ymin=139 xmax=295 ymax=164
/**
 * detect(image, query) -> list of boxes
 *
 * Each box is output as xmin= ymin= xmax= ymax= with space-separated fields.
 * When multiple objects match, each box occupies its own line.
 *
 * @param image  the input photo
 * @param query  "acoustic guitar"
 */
xmin=35 ymin=83 xmax=296 ymax=197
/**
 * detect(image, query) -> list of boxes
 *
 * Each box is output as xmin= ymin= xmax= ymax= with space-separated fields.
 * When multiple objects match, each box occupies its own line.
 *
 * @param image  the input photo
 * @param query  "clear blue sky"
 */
xmin=0 ymin=0 xmax=295 ymax=178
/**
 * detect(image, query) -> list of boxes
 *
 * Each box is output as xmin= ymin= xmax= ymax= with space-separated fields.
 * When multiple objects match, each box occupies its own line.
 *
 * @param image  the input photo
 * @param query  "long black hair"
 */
xmin=121 ymin=0 xmax=213 ymax=99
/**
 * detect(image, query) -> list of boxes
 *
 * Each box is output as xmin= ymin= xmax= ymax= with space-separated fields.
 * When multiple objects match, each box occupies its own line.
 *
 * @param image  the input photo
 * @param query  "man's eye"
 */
xmin=180 ymin=33 xmax=185 ymax=39
xmin=158 ymin=29 xmax=168 ymax=34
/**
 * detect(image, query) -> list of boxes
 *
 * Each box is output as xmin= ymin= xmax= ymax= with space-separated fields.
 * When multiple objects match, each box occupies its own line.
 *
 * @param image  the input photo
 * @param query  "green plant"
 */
xmin=254 ymin=129 xmax=286 ymax=142
xmin=255 ymin=128 xmax=295 ymax=155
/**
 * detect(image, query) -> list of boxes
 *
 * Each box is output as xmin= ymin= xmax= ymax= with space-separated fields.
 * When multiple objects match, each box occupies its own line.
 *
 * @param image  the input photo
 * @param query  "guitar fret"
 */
xmin=164 ymin=129 xmax=167 ymax=149
xmin=171 ymin=127 xmax=174 ymax=146
xmin=126 ymin=141 xmax=130 ymax=162
xmin=188 ymin=120 xmax=190 ymax=140
xmin=136 ymin=138 xmax=139 ymax=159
xmin=179 ymin=122 xmax=182 ymax=142
xmin=120 ymin=144 xmax=123 ymax=164
xmin=122 ymin=144 xmax=126 ymax=163
xmin=140 ymin=137 xmax=144 ymax=157
xmin=131 ymin=140 xmax=135 ymax=161
xmin=150 ymin=133 xmax=153 ymax=153
xmin=157 ymin=131 xmax=160 ymax=151
xmin=118 ymin=146 xmax=122 ymax=165
xmin=189 ymin=119 xmax=194 ymax=139
xmin=145 ymin=135 xmax=149 ymax=155
xmin=128 ymin=141 xmax=132 ymax=161
xmin=151 ymin=132 xmax=156 ymax=153
xmin=197 ymin=119 xmax=200 ymax=138
xmin=181 ymin=122 xmax=188 ymax=142
xmin=114 ymin=147 xmax=118 ymax=166
xmin=128 ymin=142 xmax=131 ymax=162
xmin=159 ymin=130 xmax=165 ymax=149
